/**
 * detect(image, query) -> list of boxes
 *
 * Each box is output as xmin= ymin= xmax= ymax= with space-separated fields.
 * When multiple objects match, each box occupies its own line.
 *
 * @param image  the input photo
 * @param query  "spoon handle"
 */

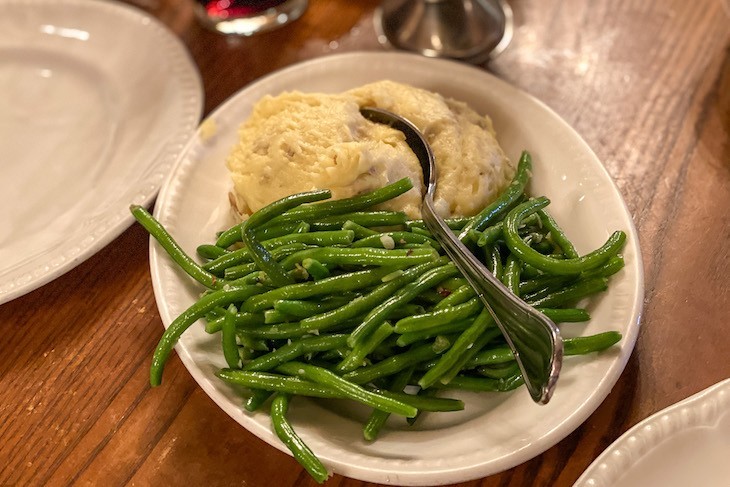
xmin=421 ymin=196 xmax=563 ymax=404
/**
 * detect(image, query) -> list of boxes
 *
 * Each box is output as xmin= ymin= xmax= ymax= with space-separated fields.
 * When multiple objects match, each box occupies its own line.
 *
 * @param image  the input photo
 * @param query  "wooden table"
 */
xmin=2 ymin=1 xmax=728 ymax=485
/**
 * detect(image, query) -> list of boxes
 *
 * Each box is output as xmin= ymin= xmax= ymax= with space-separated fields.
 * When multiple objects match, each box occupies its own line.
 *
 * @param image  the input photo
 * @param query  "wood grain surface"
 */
xmin=1 ymin=0 xmax=728 ymax=486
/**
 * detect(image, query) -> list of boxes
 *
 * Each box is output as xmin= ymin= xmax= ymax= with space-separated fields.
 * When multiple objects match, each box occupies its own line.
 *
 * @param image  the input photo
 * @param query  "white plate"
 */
xmin=0 ymin=0 xmax=202 ymax=304
xmin=574 ymin=378 xmax=730 ymax=487
xmin=150 ymin=52 xmax=644 ymax=485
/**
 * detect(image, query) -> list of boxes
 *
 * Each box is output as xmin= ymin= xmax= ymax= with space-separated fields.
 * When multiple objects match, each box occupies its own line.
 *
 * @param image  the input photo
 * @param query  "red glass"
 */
xmin=199 ymin=0 xmax=288 ymax=18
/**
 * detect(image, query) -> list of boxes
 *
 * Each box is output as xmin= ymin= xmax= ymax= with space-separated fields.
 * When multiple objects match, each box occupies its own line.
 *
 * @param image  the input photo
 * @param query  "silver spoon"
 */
xmin=361 ymin=107 xmax=563 ymax=404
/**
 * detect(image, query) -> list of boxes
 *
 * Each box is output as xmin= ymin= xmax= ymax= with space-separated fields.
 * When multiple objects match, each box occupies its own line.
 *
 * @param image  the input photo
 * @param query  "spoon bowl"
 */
xmin=360 ymin=106 xmax=563 ymax=404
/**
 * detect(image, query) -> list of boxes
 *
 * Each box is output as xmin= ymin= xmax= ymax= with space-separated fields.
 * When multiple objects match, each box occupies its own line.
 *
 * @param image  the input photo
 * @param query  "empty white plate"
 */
xmin=574 ymin=378 xmax=730 ymax=487
xmin=0 ymin=0 xmax=202 ymax=304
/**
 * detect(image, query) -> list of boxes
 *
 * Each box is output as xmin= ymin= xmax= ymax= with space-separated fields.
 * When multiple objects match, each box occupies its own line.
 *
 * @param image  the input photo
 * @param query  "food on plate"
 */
xmin=225 ymin=80 xmax=515 ymax=220
xmin=130 ymin=81 xmax=628 ymax=483
xmin=131 ymin=149 xmax=627 ymax=482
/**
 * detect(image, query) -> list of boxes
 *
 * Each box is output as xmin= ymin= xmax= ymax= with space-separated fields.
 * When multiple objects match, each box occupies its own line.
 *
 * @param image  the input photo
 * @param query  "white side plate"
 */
xmin=150 ymin=51 xmax=644 ymax=486
xmin=0 ymin=0 xmax=202 ymax=304
xmin=574 ymin=378 xmax=730 ymax=487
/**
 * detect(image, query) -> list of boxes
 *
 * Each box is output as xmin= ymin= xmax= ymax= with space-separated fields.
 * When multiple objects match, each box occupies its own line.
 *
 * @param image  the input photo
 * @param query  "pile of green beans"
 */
xmin=130 ymin=150 xmax=626 ymax=483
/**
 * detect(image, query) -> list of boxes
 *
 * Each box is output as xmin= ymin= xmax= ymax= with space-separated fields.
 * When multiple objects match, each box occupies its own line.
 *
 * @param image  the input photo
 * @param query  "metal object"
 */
xmin=194 ymin=0 xmax=308 ymax=36
xmin=360 ymin=107 xmax=563 ymax=404
xmin=374 ymin=0 xmax=513 ymax=63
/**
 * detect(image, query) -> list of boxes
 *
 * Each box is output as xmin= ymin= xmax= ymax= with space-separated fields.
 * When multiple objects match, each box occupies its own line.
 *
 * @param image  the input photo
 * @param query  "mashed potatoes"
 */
xmin=226 ymin=80 xmax=514 ymax=219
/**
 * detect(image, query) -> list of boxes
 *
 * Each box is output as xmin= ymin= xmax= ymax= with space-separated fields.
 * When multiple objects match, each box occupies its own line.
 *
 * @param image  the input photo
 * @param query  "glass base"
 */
xmin=196 ymin=0 xmax=308 ymax=36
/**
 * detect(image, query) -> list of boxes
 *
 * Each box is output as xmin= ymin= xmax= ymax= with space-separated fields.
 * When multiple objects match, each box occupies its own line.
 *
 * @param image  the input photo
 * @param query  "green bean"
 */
xmin=351 ymin=232 xmax=440 ymax=250
xmin=343 ymin=344 xmax=440 ymax=385
xmin=311 ymin=211 xmax=408 ymax=230
xmin=342 ymin=220 xmax=378 ymax=238
xmin=395 ymin=318 xmax=473 ymax=347
xmin=242 ymin=227 xmax=294 ymax=287
xmin=197 ymin=244 xmax=229 ymax=260
xmin=236 ymin=332 xmax=269 ymax=352
xmin=255 ymin=265 xmax=310 ymax=286
xmin=469 ymin=213 xmax=542 ymax=248
xmin=504 ymin=197 xmax=627 ymax=275
xmin=348 ymin=263 xmax=460 ymax=347
xmin=563 ymin=331 xmax=622 ymax=355
xmin=458 ymin=150 xmax=533 ymax=239
xmin=279 ymin=247 xmax=439 ymax=271
xmin=363 ymin=367 xmax=414 ymax=441
xmin=406 ymin=216 xmax=471 ymax=231
xmin=253 ymin=221 xmax=309 ymax=241
xmin=441 ymin=326 xmax=505 ymax=382
xmin=223 ymin=262 xmax=259 ymax=281
xmin=527 ymin=277 xmax=608 ymax=308
xmin=526 ymin=233 xmax=555 ymax=255
xmin=243 ymin=334 xmax=349 ymax=372
xmin=219 ymin=370 xmax=340 ymax=397
xmin=299 ymin=259 xmax=446 ymax=334
xmin=150 ymin=285 xmax=266 ymax=386
xmin=470 ymin=224 xmax=503 ymax=248
xmin=432 ymin=285 xmax=475 ymax=310
xmin=223 ymin=243 xmax=313 ymax=280
xmin=238 ymin=316 xmax=363 ymax=339
xmin=204 ymin=231 xmax=356 ymax=275
xmin=302 ymin=258 xmax=330 ymax=280
xmin=537 ymin=307 xmax=591 ymax=323
xmin=241 ymin=267 xmax=395 ymax=312
xmin=428 ymin=374 xmax=524 ymax=392
xmin=477 ymin=362 xmax=521 ymax=379
xmin=502 ymin=255 xmax=521 ymax=296
xmin=418 ymin=310 xmax=495 ymax=388
xmin=467 ymin=346 xmax=515 ymax=367
xmin=244 ymin=231 xmax=353 ymax=288
xmin=537 ymin=209 xmax=579 ymax=259
xmin=270 ymin=394 xmax=330 ymax=484
xmin=436 ymin=277 xmax=469 ymax=293
xmin=273 ymin=296 xmax=354 ymax=318
xmin=250 ymin=190 xmax=334 ymax=230
xmin=406 ymin=387 xmax=440 ymax=425
xmin=518 ymin=275 xmax=573 ymax=295
xmin=264 ymin=309 xmax=297 ymax=324
xmin=263 ymin=178 xmax=414 ymax=228
xmin=378 ymin=390 xmax=463 ymax=412
xmin=130 ymin=205 xmax=221 ymax=290
xmin=216 ymin=189 xmax=332 ymax=248
xmin=221 ymin=305 xmax=240 ymax=368
xmin=484 ymin=244 xmax=503 ymax=280
xmin=520 ymin=262 xmax=543 ymax=279
xmin=220 ymin=369 xmax=463 ymax=413
xmin=408 ymin=226 xmax=434 ymax=238
xmin=276 ymin=362 xmax=417 ymax=417
xmin=205 ymin=310 xmax=266 ymax=333
xmin=413 ymin=291 xmax=443 ymax=307
xmin=336 ymin=322 xmax=394 ymax=373
xmin=244 ymin=389 xmax=273 ymax=411
xmin=466 ymin=331 xmax=623 ymax=368
xmin=394 ymin=298 xmax=482 ymax=334
xmin=385 ymin=304 xmax=427 ymax=320
xmin=581 ymin=255 xmax=625 ymax=279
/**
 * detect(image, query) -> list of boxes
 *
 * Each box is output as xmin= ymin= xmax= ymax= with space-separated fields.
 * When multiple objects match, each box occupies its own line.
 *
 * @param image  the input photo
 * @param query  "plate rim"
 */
xmin=573 ymin=378 xmax=730 ymax=486
xmin=0 ymin=0 xmax=203 ymax=305
xmin=150 ymin=51 xmax=644 ymax=485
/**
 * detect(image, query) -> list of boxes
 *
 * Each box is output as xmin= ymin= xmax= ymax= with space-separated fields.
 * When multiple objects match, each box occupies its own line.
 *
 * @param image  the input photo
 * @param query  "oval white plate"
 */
xmin=0 ymin=0 xmax=202 ymax=304
xmin=150 ymin=52 xmax=644 ymax=485
xmin=574 ymin=378 xmax=730 ymax=487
